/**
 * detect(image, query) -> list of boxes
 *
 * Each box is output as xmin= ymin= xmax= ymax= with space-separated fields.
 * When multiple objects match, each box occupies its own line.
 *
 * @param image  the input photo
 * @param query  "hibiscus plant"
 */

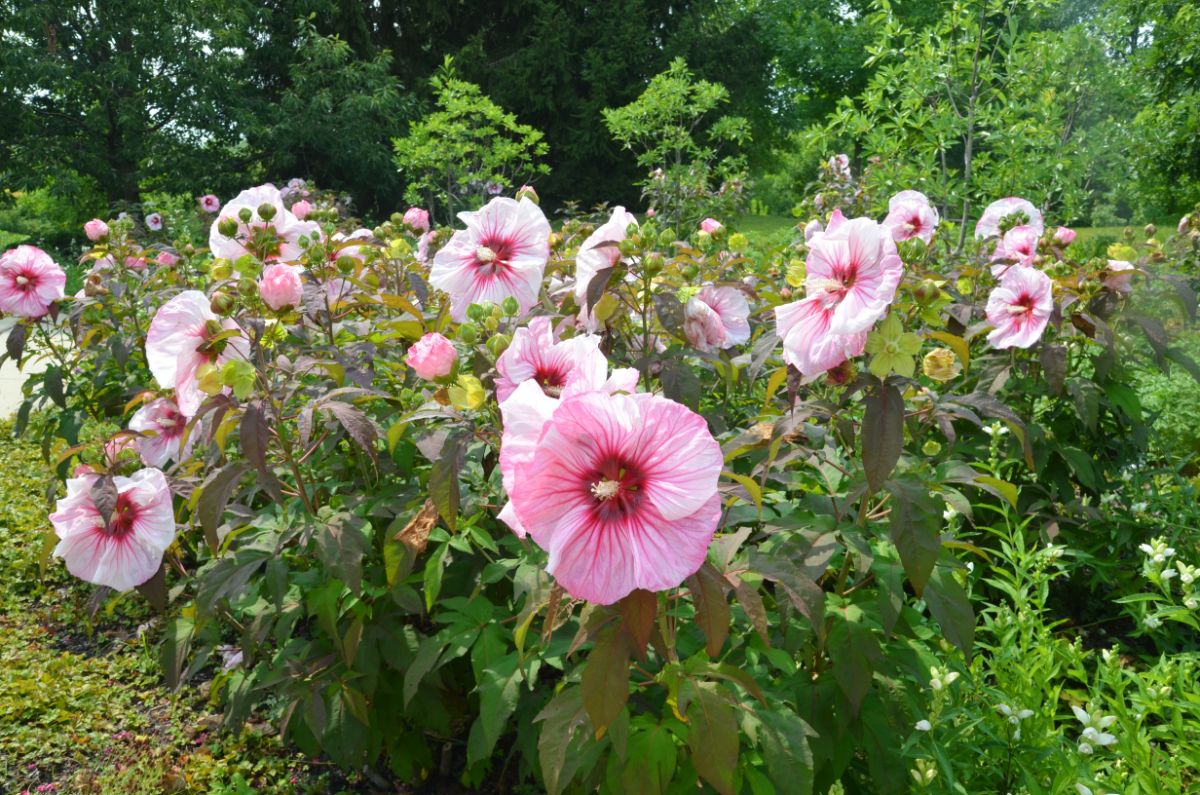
xmin=3 ymin=171 xmax=1197 ymax=794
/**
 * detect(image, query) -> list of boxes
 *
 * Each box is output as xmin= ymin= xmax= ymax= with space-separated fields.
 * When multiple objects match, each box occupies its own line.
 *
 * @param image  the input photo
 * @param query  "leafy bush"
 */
xmin=393 ymin=58 xmax=550 ymax=222
xmin=5 ymin=173 xmax=1199 ymax=793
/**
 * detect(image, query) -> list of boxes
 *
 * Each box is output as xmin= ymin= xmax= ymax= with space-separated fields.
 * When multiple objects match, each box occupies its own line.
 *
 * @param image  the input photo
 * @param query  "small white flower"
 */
xmin=1078 ymin=742 xmax=1094 ymax=755
xmin=1018 ymin=709 xmax=1034 ymax=719
xmin=1160 ymin=568 xmax=1177 ymax=581
xmin=1185 ymin=597 xmax=1198 ymax=610
xmin=1144 ymin=615 xmax=1162 ymax=629
xmin=915 ymin=719 xmax=932 ymax=732
xmin=943 ymin=671 xmax=960 ymax=685
xmin=1075 ymin=785 xmax=1093 ymax=795
xmin=930 ymin=677 xmax=943 ymax=691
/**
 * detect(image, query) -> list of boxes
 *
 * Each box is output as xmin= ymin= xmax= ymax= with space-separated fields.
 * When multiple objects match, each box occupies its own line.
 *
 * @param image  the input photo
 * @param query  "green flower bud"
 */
xmin=466 ymin=303 xmax=490 ymax=322
xmin=681 ymin=264 xmax=699 ymax=281
xmin=914 ymin=279 xmax=941 ymax=306
xmin=501 ymin=296 xmax=520 ymax=316
xmin=217 ymin=217 xmax=239 ymax=238
xmin=658 ymin=229 xmax=676 ymax=247
xmin=257 ymin=203 xmax=276 ymax=221
xmin=486 ymin=333 xmax=511 ymax=358
xmin=237 ymin=208 xmax=253 ymax=224
xmin=618 ymin=238 xmax=638 ymax=258
xmin=457 ymin=323 xmax=479 ymax=344
xmin=209 ymin=291 xmax=235 ymax=314
xmin=642 ymin=251 xmax=665 ymax=276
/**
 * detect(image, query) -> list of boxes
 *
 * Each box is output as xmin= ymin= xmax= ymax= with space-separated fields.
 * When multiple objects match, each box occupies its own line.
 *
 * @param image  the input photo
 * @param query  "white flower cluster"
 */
xmin=997 ymin=702 xmax=1035 ymax=740
xmin=1071 ymin=705 xmax=1117 ymax=755
xmin=1138 ymin=536 xmax=1199 ymax=618
xmin=928 ymin=666 xmax=960 ymax=691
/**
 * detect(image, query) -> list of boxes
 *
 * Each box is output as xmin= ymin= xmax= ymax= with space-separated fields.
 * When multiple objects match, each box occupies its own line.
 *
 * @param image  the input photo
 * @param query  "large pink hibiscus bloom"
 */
xmin=985 ymin=266 xmax=1053 ymax=349
xmin=503 ymin=388 xmax=722 ymax=604
xmin=129 ymin=398 xmax=194 ymax=468
xmin=975 ymin=197 xmax=1044 ymax=240
xmin=575 ymin=206 xmax=638 ymax=330
xmin=495 ymin=316 xmax=607 ymax=403
xmin=50 ymin=468 xmax=176 ymax=592
xmin=775 ymin=295 xmax=869 ymax=378
xmin=883 ymin=190 xmax=940 ymax=244
xmin=430 ymin=197 xmax=551 ymax=321
xmin=208 ymin=184 xmax=322 ymax=262
xmin=804 ymin=216 xmax=903 ymax=334
xmin=684 ymin=285 xmax=751 ymax=352
xmin=145 ymin=291 xmax=250 ymax=416
xmin=0 ymin=245 xmax=66 ymax=318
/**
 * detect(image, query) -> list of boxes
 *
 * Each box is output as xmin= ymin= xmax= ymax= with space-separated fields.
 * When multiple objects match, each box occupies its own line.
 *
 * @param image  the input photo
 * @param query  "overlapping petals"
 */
xmin=883 ymin=190 xmax=939 ymax=244
xmin=975 ymin=197 xmax=1044 ymax=239
xmin=145 ymin=290 xmax=250 ymax=416
xmin=684 ymin=285 xmax=751 ymax=352
xmin=129 ymin=398 xmax=194 ymax=468
xmin=208 ymin=184 xmax=322 ymax=262
xmin=575 ymin=206 xmax=638 ymax=330
xmin=985 ymin=266 xmax=1053 ymax=349
xmin=0 ymin=245 xmax=66 ymax=318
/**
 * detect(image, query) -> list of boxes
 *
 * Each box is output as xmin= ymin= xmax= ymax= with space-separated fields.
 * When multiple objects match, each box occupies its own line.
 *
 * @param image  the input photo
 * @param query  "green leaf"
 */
xmin=862 ymin=382 xmax=904 ymax=492
xmin=581 ymin=624 xmax=630 ymax=739
xmin=429 ymin=429 xmax=468 ymax=530
xmin=160 ymin=617 xmax=195 ymax=690
xmin=315 ymin=513 xmax=368 ymax=595
xmin=466 ymin=654 xmax=521 ymax=766
xmin=828 ymin=608 xmax=878 ymax=716
xmin=759 ymin=708 xmax=815 ymax=795
xmin=884 ymin=477 xmax=941 ymax=596
xmin=686 ymin=683 xmax=739 ymax=795
xmin=535 ymin=686 xmax=588 ymax=795
xmin=621 ymin=724 xmax=678 ymax=795
xmin=748 ymin=551 xmax=825 ymax=637
xmin=923 ymin=568 xmax=975 ymax=660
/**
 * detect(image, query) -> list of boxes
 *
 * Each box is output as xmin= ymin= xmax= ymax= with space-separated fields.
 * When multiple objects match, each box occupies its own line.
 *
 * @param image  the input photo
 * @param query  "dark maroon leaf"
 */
xmin=429 ymin=428 xmax=469 ymax=529
xmin=91 ymin=474 xmax=118 ymax=529
xmin=653 ymin=293 xmax=685 ymax=337
xmin=197 ymin=462 xmax=250 ymax=553
xmin=748 ymin=551 xmax=825 ymax=637
xmin=861 ymin=382 xmax=904 ymax=492
xmin=580 ymin=624 xmax=629 ymax=739
xmin=686 ymin=683 xmax=739 ymax=795
xmin=240 ymin=401 xmax=283 ymax=501
xmin=135 ymin=564 xmax=168 ymax=612
xmin=660 ymin=358 xmax=701 ymax=411
xmin=6 ymin=322 xmax=26 ymax=361
xmin=688 ymin=563 xmax=731 ymax=657
xmin=322 ymin=401 xmax=379 ymax=466
xmin=617 ymin=589 xmax=657 ymax=660
xmin=585 ymin=266 xmax=614 ymax=312
xmin=883 ymin=477 xmax=941 ymax=595
xmin=1040 ymin=344 xmax=1067 ymax=395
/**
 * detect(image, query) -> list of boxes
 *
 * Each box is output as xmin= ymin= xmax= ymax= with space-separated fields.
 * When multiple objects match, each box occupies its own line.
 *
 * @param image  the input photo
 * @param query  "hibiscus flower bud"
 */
xmin=618 ymin=238 xmax=638 ymax=258
xmin=700 ymin=218 xmax=723 ymax=234
xmin=728 ymin=232 xmax=748 ymax=252
xmin=406 ymin=332 xmax=457 ymax=381
xmin=237 ymin=207 xmax=253 ymax=224
xmin=697 ymin=230 xmax=712 ymax=247
xmin=291 ymin=200 xmax=311 ymax=220
xmin=402 ymin=207 xmax=430 ymax=233
xmin=210 ymin=260 xmax=232 ymax=281
xmin=516 ymin=185 xmax=539 ymax=205
xmin=643 ymin=251 xmax=665 ymax=276
xmin=84 ymin=219 xmax=109 ymax=241
xmin=257 ymin=203 xmax=277 ymax=221
xmin=258 ymin=264 xmax=304 ymax=311
xmin=209 ymin=291 xmax=235 ymax=314
xmin=217 ymin=217 xmax=239 ymax=238
xmin=486 ymin=333 xmax=511 ymax=358
xmin=457 ymin=323 xmax=479 ymax=344
xmin=681 ymin=264 xmax=699 ymax=281
xmin=922 ymin=440 xmax=942 ymax=456
xmin=914 ymin=279 xmax=941 ymax=305
xmin=501 ymin=296 xmax=520 ymax=316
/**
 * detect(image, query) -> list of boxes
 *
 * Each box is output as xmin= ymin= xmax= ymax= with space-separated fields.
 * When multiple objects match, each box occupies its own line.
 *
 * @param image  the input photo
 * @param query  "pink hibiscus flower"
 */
xmin=803 ymin=216 xmax=903 ymax=334
xmin=985 ymin=266 xmax=1053 ymax=349
xmin=199 ymin=194 xmax=221 ymax=213
xmin=774 ymin=295 xmax=869 ymax=378
xmin=502 ymin=387 xmax=722 ymax=604
xmin=1053 ymin=226 xmax=1076 ymax=246
xmin=429 ymin=197 xmax=551 ymax=322
xmin=145 ymin=291 xmax=250 ymax=416
xmin=1104 ymin=260 xmax=1136 ymax=296
xmin=406 ymin=332 xmax=457 ymax=381
xmin=684 ymin=285 xmax=751 ymax=352
xmin=328 ymin=228 xmax=374 ymax=265
xmin=129 ymin=398 xmax=194 ymax=468
xmin=0 ymin=245 xmax=67 ymax=318
xmin=990 ymin=224 xmax=1040 ymax=274
xmin=883 ymin=190 xmax=940 ymax=244
xmin=208 ymin=184 xmax=322 ymax=262
xmin=975 ymin=197 xmax=1044 ymax=239
xmin=495 ymin=316 xmax=607 ymax=403
xmin=575 ymin=206 xmax=638 ymax=330
xmin=50 ymin=468 xmax=177 ymax=592
xmin=145 ymin=213 xmax=164 ymax=231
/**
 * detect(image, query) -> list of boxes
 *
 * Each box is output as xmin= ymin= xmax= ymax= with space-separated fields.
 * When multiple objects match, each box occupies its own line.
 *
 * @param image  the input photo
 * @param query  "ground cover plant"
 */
xmin=0 ymin=151 xmax=1198 ymax=794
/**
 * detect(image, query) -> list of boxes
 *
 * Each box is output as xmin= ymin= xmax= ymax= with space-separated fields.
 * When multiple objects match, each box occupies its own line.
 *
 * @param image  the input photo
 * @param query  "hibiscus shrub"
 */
xmin=5 ymin=170 xmax=1199 ymax=793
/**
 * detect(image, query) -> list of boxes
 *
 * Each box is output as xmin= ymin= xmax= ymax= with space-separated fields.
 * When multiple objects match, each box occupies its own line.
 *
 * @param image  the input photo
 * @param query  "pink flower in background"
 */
xmin=325 ymin=277 xmax=354 ymax=307
xmin=502 ymin=388 xmax=722 ymax=604
xmin=155 ymin=251 xmax=180 ymax=267
xmin=50 ymin=468 xmax=176 ymax=592
xmin=975 ymin=197 xmax=1043 ymax=239
xmin=104 ymin=435 xmax=137 ymax=466
xmin=329 ymin=228 xmax=373 ymax=264
xmin=124 ymin=255 xmax=148 ymax=271
xmin=1179 ymin=215 xmax=1191 ymax=235
xmin=775 ymin=295 xmax=869 ymax=377
xmin=990 ymin=225 xmax=1040 ymax=274
xmin=84 ymin=219 xmax=109 ymax=241
xmin=495 ymin=316 xmax=607 ymax=402
xmin=804 ymin=219 xmax=823 ymax=242
xmin=416 ymin=231 xmax=433 ymax=263
xmin=828 ymin=153 xmax=851 ymax=179
xmin=403 ymin=207 xmax=430 ymax=233
xmin=645 ymin=208 xmax=657 ymax=218
xmin=430 ymin=197 xmax=551 ymax=321
xmin=700 ymin=218 xmax=723 ymax=234
xmin=258 ymin=264 xmax=304 ymax=311
xmin=1054 ymin=226 xmax=1076 ymax=246
xmin=803 ymin=216 xmax=903 ymax=334
xmin=208 ymin=184 xmax=322 ymax=262
xmin=145 ymin=290 xmax=249 ymax=416
xmin=1104 ymin=260 xmax=1136 ymax=296
xmin=129 ymin=398 xmax=193 ymax=468
xmin=0 ymin=245 xmax=66 ymax=318
xmin=406 ymin=332 xmax=457 ymax=381
xmin=291 ymin=200 xmax=312 ymax=220
xmin=684 ymin=285 xmax=751 ymax=352
xmin=985 ymin=266 xmax=1053 ymax=349
xmin=575 ymin=206 xmax=637 ymax=330
xmin=145 ymin=213 xmax=164 ymax=231
xmin=199 ymin=194 xmax=221 ymax=213
xmin=883 ymin=190 xmax=939 ymax=244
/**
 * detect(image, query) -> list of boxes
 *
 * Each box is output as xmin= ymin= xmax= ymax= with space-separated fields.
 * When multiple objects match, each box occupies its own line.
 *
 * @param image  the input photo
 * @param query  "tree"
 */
xmin=392 ymin=59 xmax=549 ymax=220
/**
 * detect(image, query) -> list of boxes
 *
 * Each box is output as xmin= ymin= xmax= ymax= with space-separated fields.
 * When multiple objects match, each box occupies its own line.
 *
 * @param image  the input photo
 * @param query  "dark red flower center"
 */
xmin=534 ymin=365 xmax=567 ymax=396
xmin=588 ymin=455 xmax=646 ymax=522
xmin=13 ymin=269 xmax=39 ymax=293
xmin=474 ymin=237 xmax=515 ymax=276
xmin=102 ymin=493 xmax=140 ymax=539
